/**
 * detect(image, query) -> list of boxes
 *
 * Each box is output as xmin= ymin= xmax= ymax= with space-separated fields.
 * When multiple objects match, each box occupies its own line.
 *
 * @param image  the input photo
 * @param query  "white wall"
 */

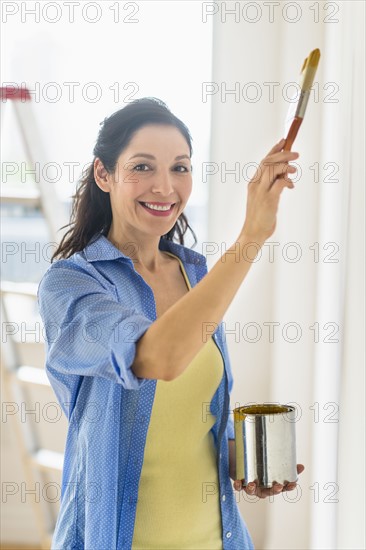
xmin=335 ymin=2 xmax=365 ymax=548
xmin=208 ymin=1 xmax=365 ymax=548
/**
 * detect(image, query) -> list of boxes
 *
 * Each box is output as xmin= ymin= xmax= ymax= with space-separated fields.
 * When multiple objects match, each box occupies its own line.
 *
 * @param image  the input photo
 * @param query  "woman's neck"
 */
xmin=107 ymin=226 xmax=168 ymax=273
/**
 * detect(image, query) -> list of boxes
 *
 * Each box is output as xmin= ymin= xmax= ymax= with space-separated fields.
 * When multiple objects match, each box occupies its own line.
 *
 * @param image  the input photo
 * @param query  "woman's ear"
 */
xmin=94 ymin=158 xmax=111 ymax=193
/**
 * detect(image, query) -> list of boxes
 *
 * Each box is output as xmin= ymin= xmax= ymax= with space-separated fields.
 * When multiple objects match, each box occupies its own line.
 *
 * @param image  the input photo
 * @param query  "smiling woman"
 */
xmin=38 ymin=97 xmax=302 ymax=550
xmin=92 ymin=123 xmax=193 ymax=266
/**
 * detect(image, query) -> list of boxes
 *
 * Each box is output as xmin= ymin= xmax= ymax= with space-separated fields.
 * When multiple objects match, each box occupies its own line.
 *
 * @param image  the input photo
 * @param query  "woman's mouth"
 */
xmin=138 ymin=201 xmax=176 ymax=217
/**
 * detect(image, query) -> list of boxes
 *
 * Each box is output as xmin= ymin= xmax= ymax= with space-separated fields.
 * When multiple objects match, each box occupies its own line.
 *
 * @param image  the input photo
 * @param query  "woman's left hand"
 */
xmin=233 ymin=464 xmax=305 ymax=499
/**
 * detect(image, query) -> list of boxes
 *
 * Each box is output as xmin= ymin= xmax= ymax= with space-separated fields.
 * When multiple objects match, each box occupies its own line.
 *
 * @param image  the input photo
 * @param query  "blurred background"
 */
xmin=1 ymin=1 xmax=364 ymax=549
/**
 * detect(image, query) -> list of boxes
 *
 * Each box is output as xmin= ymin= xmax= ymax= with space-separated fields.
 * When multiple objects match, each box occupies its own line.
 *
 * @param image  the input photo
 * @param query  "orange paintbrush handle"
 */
xmin=283 ymin=116 xmax=303 ymax=151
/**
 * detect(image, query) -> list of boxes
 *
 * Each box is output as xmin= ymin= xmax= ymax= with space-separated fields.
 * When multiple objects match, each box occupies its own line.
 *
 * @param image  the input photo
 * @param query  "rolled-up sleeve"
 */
xmin=37 ymin=262 xmax=153 ymax=390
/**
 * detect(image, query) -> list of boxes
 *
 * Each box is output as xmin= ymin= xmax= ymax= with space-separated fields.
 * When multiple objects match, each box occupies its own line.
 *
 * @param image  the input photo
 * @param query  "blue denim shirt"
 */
xmin=37 ymin=234 xmax=254 ymax=550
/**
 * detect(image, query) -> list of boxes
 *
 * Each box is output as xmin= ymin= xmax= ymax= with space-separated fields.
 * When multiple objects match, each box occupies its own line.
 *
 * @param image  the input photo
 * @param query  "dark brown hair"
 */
xmin=51 ymin=97 xmax=197 ymax=261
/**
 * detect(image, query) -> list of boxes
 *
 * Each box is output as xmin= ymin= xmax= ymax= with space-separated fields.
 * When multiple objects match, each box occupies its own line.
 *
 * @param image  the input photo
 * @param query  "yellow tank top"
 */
xmin=132 ymin=252 xmax=224 ymax=549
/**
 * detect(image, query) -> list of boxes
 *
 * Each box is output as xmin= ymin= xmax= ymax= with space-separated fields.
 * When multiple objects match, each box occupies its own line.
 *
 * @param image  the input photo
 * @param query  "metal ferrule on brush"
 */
xmin=295 ymin=89 xmax=310 ymax=119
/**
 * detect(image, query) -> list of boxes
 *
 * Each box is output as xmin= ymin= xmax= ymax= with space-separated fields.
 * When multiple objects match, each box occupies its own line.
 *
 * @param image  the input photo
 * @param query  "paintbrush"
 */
xmin=283 ymin=48 xmax=321 ymax=151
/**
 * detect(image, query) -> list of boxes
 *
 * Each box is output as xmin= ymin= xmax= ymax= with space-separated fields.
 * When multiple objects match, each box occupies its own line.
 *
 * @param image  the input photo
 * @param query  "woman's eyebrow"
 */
xmin=128 ymin=153 xmax=190 ymax=161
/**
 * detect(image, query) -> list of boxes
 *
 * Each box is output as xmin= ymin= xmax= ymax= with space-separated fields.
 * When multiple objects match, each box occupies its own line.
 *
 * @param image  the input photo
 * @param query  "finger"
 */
xmin=266 ymin=138 xmax=286 ymax=156
xmin=263 ymin=150 xmax=299 ymax=164
xmin=271 ymin=165 xmax=298 ymax=190
xmin=259 ymin=163 xmax=297 ymax=189
xmin=283 ymin=482 xmax=297 ymax=492
xmin=270 ymin=173 xmax=295 ymax=191
xmin=233 ymin=480 xmax=242 ymax=491
xmin=251 ymin=150 xmax=299 ymax=187
xmin=256 ymin=483 xmax=283 ymax=499
xmin=250 ymin=158 xmax=297 ymax=188
xmin=244 ymin=482 xmax=284 ymax=499
xmin=270 ymin=483 xmax=284 ymax=496
xmin=282 ymin=464 xmax=305 ymax=491
xmin=244 ymin=482 xmax=256 ymax=495
xmin=255 ymin=485 xmax=269 ymax=499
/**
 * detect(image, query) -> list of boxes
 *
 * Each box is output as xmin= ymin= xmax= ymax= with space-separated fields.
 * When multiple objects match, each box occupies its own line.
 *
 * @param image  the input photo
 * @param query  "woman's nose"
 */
xmin=151 ymin=170 xmax=175 ymax=195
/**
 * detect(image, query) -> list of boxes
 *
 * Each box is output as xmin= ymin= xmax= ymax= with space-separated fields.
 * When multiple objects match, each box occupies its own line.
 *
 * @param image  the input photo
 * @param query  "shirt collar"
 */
xmin=82 ymin=233 xmax=207 ymax=266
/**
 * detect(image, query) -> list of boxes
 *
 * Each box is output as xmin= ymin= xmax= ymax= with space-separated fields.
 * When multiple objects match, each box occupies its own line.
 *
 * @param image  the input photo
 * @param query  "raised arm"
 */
xmin=132 ymin=139 xmax=299 ymax=381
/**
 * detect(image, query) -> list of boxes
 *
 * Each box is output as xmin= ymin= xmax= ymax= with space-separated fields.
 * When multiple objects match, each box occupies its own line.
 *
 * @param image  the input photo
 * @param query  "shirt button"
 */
xmin=222 ymin=494 xmax=226 ymax=502
xmin=226 ymin=531 xmax=232 ymax=539
xmin=219 ymin=453 xmax=222 ymax=459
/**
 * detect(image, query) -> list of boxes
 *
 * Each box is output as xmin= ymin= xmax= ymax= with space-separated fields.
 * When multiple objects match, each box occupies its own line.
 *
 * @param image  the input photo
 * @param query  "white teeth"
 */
xmin=143 ymin=202 xmax=173 ymax=211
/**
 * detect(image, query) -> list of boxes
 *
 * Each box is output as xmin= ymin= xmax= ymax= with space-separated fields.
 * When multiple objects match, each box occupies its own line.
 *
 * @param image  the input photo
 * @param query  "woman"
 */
xmin=38 ymin=97 xmax=304 ymax=549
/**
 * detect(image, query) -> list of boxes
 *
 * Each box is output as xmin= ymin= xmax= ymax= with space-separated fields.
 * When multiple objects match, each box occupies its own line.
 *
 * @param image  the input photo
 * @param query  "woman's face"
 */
xmin=97 ymin=124 xmax=193 ymax=241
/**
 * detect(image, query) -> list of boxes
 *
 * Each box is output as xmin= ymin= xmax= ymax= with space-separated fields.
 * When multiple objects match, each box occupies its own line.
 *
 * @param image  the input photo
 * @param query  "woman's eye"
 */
xmin=175 ymin=165 xmax=191 ymax=172
xmin=133 ymin=164 xmax=150 ymax=171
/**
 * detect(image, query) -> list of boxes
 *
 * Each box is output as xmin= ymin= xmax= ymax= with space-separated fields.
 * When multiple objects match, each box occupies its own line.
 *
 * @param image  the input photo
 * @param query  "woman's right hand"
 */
xmin=240 ymin=138 xmax=299 ymax=245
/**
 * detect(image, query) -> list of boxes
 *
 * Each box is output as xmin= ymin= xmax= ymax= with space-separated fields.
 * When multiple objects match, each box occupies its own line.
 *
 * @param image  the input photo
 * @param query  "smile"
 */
xmin=138 ymin=201 xmax=176 ymax=217
xmin=140 ymin=202 xmax=174 ymax=211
